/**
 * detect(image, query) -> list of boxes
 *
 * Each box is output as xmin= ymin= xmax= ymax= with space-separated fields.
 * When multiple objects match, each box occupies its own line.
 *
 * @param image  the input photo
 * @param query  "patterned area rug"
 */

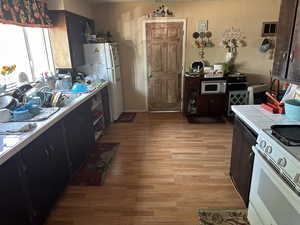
xmin=199 ymin=209 xmax=250 ymax=225
xmin=116 ymin=112 xmax=136 ymax=123
xmin=70 ymin=143 xmax=120 ymax=186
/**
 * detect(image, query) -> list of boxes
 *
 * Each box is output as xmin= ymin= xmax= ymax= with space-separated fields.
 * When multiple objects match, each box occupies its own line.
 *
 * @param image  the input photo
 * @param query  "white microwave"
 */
xmin=201 ymin=80 xmax=227 ymax=94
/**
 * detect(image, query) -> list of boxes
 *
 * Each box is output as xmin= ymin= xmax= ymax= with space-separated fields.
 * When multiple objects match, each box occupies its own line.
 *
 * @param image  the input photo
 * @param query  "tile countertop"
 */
xmin=231 ymin=105 xmax=300 ymax=134
xmin=0 ymin=81 xmax=110 ymax=166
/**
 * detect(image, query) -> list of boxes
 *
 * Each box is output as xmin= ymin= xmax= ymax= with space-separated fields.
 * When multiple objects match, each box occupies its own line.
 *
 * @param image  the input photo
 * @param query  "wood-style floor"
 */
xmin=47 ymin=113 xmax=244 ymax=225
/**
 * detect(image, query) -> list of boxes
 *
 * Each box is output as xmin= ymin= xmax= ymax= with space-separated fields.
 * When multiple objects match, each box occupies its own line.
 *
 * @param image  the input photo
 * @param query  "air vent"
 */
xmin=262 ymin=22 xmax=278 ymax=37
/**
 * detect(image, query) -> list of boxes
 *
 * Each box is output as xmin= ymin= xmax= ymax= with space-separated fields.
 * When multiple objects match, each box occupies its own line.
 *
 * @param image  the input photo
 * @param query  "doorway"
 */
xmin=145 ymin=21 xmax=185 ymax=112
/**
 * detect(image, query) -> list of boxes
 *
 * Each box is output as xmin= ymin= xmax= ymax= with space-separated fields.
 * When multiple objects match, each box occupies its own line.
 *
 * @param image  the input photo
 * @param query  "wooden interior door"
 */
xmin=146 ymin=22 xmax=183 ymax=111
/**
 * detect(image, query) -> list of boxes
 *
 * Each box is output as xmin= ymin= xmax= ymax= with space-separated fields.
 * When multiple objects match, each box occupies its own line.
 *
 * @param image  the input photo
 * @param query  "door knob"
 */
xmin=148 ymin=74 xmax=152 ymax=78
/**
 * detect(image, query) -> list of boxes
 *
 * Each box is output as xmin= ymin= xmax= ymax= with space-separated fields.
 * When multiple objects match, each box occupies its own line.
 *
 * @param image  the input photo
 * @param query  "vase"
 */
xmin=225 ymin=52 xmax=234 ymax=63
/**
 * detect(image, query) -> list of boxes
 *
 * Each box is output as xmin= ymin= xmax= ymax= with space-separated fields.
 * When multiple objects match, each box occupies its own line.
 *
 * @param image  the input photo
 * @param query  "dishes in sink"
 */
xmin=0 ymin=95 xmax=18 ymax=111
xmin=11 ymin=103 xmax=41 ymax=121
xmin=12 ymin=84 xmax=33 ymax=102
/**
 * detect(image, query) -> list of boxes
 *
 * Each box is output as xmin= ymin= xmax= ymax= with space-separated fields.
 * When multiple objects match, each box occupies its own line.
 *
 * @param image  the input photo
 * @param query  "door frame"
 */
xmin=143 ymin=18 xmax=187 ymax=112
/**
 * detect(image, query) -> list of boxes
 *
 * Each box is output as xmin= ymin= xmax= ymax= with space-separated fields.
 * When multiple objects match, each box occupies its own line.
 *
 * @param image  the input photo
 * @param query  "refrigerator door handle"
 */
xmin=108 ymin=68 xmax=117 ymax=83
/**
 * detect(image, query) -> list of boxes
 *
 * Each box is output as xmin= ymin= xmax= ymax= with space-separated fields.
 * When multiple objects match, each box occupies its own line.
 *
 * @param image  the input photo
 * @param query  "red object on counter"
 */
xmin=260 ymin=92 xmax=285 ymax=114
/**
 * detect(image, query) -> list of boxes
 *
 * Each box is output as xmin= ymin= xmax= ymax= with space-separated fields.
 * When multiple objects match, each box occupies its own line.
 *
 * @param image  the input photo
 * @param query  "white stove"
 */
xmin=248 ymin=129 xmax=300 ymax=225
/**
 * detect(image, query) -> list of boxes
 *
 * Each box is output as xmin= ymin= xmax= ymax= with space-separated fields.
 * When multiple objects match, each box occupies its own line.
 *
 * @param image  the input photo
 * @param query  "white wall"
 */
xmin=93 ymin=0 xmax=281 ymax=111
xmin=48 ymin=0 xmax=64 ymax=10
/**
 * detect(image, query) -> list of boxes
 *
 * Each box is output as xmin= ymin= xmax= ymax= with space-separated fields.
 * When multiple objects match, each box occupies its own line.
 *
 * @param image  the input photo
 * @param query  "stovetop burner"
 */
xmin=271 ymin=125 xmax=300 ymax=147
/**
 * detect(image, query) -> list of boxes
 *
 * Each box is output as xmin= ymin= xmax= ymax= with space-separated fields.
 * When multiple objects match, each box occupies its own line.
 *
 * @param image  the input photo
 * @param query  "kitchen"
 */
xmin=0 ymin=0 xmax=300 ymax=225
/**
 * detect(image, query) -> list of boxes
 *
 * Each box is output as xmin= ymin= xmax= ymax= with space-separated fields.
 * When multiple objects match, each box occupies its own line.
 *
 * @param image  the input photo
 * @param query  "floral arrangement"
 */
xmin=1 ymin=64 xmax=16 ymax=76
xmin=221 ymin=27 xmax=246 ymax=63
xmin=221 ymin=27 xmax=246 ymax=53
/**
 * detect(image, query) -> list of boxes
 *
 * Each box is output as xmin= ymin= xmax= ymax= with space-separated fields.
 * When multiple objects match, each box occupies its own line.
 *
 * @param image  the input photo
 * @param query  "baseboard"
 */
xmin=124 ymin=109 xmax=147 ymax=113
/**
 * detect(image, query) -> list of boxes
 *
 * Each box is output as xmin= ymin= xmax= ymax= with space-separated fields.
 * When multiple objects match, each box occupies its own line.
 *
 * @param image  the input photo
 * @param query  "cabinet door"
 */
xmin=46 ymin=122 xmax=70 ymax=196
xmin=197 ymin=95 xmax=209 ymax=115
xmin=272 ymin=0 xmax=298 ymax=80
xmin=101 ymin=86 xmax=111 ymax=127
xmin=197 ymin=94 xmax=226 ymax=116
xmin=21 ymin=136 xmax=55 ymax=224
xmin=0 ymin=154 xmax=30 ymax=225
xmin=64 ymin=101 xmax=94 ymax=172
xmin=208 ymin=94 xmax=226 ymax=116
xmin=66 ymin=12 xmax=85 ymax=67
xmin=230 ymin=118 xmax=257 ymax=206
xmin=287 ymin=1 xmax=300 ymax=83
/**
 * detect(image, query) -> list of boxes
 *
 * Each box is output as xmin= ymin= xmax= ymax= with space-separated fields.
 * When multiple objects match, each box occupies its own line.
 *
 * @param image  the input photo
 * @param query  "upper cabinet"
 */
xmin=272 ymin=0 xmax=300 ymax=84
xmin=48 ymin=11 xmax=94 ymax=68
xmin=272 ymin=0 xmax=298 ymax=82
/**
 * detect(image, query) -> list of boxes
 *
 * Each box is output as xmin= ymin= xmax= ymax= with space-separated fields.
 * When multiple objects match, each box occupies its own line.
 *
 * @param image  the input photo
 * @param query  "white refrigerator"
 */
xmin=83 ymin=43 xmax=124 ymax=121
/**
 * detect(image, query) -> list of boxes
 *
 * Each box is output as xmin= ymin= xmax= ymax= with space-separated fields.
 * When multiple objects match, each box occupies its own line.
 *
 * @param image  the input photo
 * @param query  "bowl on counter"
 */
xmin=12 ymin=103 xmax=41 ymax=121
xmin=71 ymin=83 xmax=88 ymax=93
xmin=28 ymin=105 xmax=41 ymax=116
xmin=12 ymin=109 xmax=33 ymax=121
xmin=285 ymin=99 xmax=300 ymax=121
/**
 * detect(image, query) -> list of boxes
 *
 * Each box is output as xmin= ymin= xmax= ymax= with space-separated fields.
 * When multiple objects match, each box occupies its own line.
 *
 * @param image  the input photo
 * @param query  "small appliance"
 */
xmin=201 ymin=80 xmax=226 ymax=94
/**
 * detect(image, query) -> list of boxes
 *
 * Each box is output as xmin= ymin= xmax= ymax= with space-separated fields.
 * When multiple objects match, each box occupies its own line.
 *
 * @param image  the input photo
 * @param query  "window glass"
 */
xmin=0 ymin=24 xmax=32 ymax=84
xmin=25 ymin=27 xmax=54 ymax=80
xmin=0 ymin=24 xmax=54 ymax=86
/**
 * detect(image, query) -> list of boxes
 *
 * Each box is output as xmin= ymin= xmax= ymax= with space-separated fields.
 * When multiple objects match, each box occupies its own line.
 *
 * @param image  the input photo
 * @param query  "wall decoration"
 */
xmin=193 ymin=31 xmax=214 ymax=60
xmin=146 ymin=5 xmax=174 ymax=18
xmin=198 ymin=20 xmax=208 ymax=32
xmin=260 ymin=38 xmax=275 ymax=60
xmin=221 ymin=27 xmax=246 ymax=63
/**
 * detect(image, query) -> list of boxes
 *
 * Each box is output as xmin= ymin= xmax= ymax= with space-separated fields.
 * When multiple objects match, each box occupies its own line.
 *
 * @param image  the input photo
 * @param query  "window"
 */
xmin=0 ymin=24 xmax=54 ymax=87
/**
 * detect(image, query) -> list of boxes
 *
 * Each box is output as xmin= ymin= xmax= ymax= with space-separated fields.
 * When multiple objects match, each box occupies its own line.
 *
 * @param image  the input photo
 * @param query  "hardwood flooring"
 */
xmin=47 ymin=113 xmax=244 ymax=225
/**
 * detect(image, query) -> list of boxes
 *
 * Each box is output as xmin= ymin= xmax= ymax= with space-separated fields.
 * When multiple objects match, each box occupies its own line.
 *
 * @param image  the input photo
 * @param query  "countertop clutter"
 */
xmin=231 ymin=105 xmax=300 ymax=134
xmin=230 ymin=104 xmax=300 ymax=208
xmin=0 ymin=81 xmax=109 ymax=166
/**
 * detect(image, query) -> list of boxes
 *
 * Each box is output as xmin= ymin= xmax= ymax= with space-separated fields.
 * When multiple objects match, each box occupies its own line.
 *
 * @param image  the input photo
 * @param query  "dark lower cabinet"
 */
xmin=197 ymin=94 xmax=226 ymax=116
xmin=64 ymin=100 xmax=94 ymax=172
xmin=46 ymin=122 xmax=71 ymax=196
xmin=0 ymin=154 xmax=30 ymax=225
xmin=0 ymin=88 xmax=107 ymax=225
xmin=21 ymin=135 xmax=56 ymax=224
xmin=21 ymin=121 xmax=70 ymax=224
xmin=230 ymin=117 xmax=257 ymax=207
xmin=101 ymin=86 xmax=111 ymax=127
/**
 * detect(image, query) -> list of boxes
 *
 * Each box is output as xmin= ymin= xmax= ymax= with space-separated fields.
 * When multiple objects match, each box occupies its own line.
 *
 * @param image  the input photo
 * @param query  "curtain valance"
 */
xmin=0 ymin=0 xmax=52 ymax=28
